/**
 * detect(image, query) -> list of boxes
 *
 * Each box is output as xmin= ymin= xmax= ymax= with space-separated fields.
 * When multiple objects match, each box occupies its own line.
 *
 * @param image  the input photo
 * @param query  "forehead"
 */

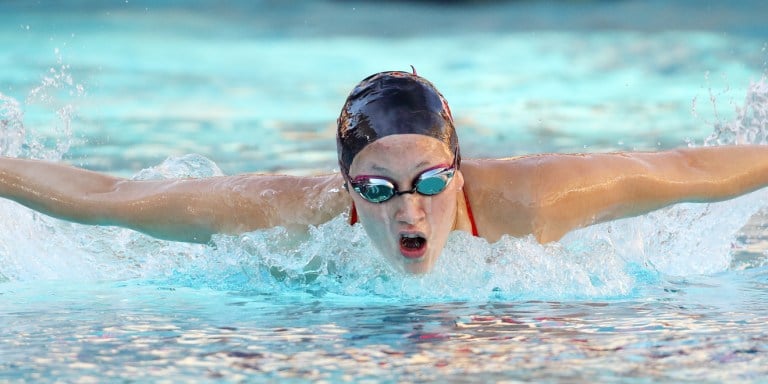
xmin=348 ymin=134 xmax=452 ymax=175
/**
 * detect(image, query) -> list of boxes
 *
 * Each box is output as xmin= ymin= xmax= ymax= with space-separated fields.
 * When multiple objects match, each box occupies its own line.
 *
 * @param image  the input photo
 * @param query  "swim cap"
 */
xmin=336 ymin=71 xmax=460 ymax=175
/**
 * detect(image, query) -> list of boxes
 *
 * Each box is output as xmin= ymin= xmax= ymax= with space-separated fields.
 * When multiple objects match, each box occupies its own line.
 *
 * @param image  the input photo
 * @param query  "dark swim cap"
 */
xmin=336 ymin=71 xmax=459 ymax=175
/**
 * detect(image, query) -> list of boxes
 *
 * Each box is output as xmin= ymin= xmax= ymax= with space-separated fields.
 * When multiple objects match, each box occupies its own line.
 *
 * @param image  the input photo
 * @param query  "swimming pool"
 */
xmin=2 ymin=0 xmax=768 ymax=381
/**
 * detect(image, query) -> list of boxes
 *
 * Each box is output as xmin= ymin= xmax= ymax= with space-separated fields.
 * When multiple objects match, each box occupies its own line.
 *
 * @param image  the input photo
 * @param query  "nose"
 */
xmin=394 ymin=193 xmax=426 ymax=225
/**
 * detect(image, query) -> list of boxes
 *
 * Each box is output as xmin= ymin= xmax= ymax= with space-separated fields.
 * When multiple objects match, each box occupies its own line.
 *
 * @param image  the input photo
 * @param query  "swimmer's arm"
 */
xmin=0 ymin=157 xmax=349 ymax=243
xmin=525 ymin=145 xmax=768 ymax=242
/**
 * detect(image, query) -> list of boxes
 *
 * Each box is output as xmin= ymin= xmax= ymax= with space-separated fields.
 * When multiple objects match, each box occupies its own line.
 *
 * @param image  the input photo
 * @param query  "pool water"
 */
xmin=2 ymin=0 xmax=768 ymax=382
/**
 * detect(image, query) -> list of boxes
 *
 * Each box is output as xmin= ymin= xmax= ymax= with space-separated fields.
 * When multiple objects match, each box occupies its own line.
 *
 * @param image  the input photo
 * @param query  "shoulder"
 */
xmin=458 ymin=157 xmax=543 ymax=241
xmin=461 ymin=156 xmax=540 ymax=178
xmin=458 ymin=154 xmax=633 ymax=241
xmin=460 ymin=155 xmax=548 ymax=194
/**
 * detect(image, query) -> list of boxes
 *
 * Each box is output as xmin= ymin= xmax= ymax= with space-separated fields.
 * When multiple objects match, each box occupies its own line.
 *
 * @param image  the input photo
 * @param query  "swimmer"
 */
xmin=2 ymin=70 xmax=768 ymax=274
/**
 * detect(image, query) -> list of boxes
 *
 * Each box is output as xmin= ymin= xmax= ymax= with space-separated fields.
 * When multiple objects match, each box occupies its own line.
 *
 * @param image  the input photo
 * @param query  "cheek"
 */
xmin=426 ymin=192 xmax=458 ymax=230
xmin=355 ymin=197 xmax=387 ymax=220
xmin=353 ymin=197 xmax=394 ymax=234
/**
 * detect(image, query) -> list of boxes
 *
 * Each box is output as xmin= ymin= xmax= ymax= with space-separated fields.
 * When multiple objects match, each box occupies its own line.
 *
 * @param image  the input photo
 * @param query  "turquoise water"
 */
xmin=2 ymin=0 xmax=768 ymax=382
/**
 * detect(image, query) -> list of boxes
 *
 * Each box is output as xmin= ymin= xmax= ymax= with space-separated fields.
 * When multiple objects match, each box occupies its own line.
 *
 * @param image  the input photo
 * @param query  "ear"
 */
xmin=455 ymin=170 xmax=465 ymax=190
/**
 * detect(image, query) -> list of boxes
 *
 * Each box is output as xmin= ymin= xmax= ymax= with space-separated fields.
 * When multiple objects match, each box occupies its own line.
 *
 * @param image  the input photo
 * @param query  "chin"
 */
xmin=401 ymin=253 xmax=437 ymax=274
xmin=403 ymin=262 xmax=432 ymax=274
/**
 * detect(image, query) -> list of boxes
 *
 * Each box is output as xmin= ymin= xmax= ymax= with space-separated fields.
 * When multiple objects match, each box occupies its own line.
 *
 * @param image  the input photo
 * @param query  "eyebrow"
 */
xmin=369 ymin=160 xmax=431 ymax=174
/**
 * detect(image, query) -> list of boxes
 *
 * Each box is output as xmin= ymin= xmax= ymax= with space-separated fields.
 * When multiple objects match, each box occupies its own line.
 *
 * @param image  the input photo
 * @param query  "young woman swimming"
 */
xmin=2 ymin=70 xmax=768 ymax=274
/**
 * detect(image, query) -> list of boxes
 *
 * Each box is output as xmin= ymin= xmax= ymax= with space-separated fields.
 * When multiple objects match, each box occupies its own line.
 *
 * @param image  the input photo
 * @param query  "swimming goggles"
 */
xmin=347 ymin=151 xmax=458 ymax=204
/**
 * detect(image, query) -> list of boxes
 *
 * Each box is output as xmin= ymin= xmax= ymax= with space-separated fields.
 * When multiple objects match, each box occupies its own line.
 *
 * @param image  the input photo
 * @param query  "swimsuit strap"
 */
xmin=463 ymin=188 xmax=479 ymax=237
xmin=350 ymin=192 xmax=478 ymax=237
xmin=349 ymin=202 xmax=358 ymax=225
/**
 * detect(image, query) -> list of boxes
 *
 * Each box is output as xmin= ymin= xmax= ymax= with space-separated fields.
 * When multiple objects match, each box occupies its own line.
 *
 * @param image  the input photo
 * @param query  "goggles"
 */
xmin=346 ymin=149 xmax=458 ymax=204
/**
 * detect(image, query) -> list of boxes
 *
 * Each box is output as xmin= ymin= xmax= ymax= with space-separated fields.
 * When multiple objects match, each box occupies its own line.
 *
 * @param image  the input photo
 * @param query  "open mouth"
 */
xmin=399 ymin=233 xmax=427 ymax=259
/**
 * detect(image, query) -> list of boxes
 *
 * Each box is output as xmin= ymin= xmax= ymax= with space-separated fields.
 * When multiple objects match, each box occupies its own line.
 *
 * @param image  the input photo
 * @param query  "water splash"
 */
xmin=0 ymin=48 xmax=84 ymax=160
xmin=0 ymin=93 xmax=25 ymax=157
xmin=131 ymin=154 xmax=225 ymax=180
xmin=177 ymin=217 xmax=637 ymax=301
xmin=704 ymin=76 xmax=768 ymax=146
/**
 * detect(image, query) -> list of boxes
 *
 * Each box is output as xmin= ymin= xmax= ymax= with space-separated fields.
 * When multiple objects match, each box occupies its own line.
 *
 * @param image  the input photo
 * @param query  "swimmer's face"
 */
xmin=347 ymin=134 xmax=463 ymax=274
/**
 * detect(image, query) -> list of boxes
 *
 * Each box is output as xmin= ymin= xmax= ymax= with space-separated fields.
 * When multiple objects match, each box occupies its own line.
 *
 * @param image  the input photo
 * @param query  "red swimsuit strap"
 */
xmin=349 ymin=202 xmax=358 ymax=225
xmin=349 ymin=191 xmax=479 ymax=237
xmin=463 ymin=188 xmax=479 ymax=237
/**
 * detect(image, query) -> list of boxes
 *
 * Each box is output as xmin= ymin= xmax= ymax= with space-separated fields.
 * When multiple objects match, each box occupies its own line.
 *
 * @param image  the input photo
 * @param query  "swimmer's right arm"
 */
xmin=0 ymin=157 xmax=350 ymax=243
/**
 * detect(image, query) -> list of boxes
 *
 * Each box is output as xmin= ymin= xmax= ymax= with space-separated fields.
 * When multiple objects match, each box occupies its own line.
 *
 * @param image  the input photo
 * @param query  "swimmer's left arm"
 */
xmin=466 ymin=145 xmax=768 ymax=243
xmin=530 ymin=145 xmax=768 ymax=242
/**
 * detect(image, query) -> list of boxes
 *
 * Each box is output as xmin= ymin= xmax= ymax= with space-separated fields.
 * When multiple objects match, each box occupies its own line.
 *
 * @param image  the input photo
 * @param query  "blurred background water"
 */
xmin=2 ymin=0 xmax=766 ymax=176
